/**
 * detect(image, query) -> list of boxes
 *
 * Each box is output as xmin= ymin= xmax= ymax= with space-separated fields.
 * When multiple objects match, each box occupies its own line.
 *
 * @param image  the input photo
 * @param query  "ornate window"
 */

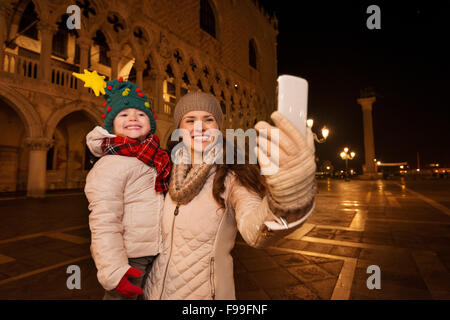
xmin=92 ymin=31 xmax=110 ymax=66
xmin=200 ymin=0 xmax=216 ymax=38
xmin=52 ymin=15 xmax=70 ymax=59
xmin=220 ymin=101 xmax=226 ymax=114
xmin=181 ymin=73 xmax=190 ymax=97
xmin=18 ymin=2 xmax=39 ymax=40
xmin=163 ymin=64 xmax=176 ymax=115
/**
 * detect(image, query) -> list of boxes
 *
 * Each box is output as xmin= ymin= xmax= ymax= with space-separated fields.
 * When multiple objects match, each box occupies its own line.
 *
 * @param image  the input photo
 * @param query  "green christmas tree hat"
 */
xmin=73 ymin=70 xmax=157 ymax=134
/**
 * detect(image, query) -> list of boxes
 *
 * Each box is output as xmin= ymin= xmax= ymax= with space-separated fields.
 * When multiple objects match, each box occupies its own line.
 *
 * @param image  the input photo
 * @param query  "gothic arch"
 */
xmin=202 ymin=0 xmax=223 ymax=41
xmin=131 ymin=24 xmax=152 ymax=52
xmin=44 ymin=100 xmax=102 ymax=139
xmin=0 ymin=85 xmax=43 ymax=138
xmin=146 ymin=50 xmax=163 ymax=76
xmin=8 ymin=0 xmax=46 ymax=40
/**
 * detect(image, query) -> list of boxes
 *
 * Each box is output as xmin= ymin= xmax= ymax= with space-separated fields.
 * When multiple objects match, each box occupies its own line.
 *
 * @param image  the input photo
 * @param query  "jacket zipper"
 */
xmin=210 ymin=256 xmax=215 ymax=300
xmin=159 ymin=203 xmax=179 ymax=299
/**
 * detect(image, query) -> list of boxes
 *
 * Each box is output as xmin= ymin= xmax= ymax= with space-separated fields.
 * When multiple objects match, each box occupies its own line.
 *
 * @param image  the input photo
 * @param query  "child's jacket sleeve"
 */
xmin=84 ymin=157 xmax=131 ymax=291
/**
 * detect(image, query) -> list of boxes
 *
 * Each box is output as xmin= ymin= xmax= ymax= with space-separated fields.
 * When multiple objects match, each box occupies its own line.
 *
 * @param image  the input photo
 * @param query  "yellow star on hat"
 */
xmin=72 ymin=69 xmax=107 ymax=96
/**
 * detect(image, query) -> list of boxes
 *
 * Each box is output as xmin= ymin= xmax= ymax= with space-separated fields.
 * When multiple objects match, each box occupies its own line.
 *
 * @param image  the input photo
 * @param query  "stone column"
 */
xmin=77 ymin=36 xmax=91 ymax=72
xmin=109 ymin=50 xmax=121 ymax=80
xmin=357 ymin=96 xmax=376 ymax=178
xmin=77 ymin=36 xmax=92 ymax=91
xmin=134 ymin=60 xmax=145 ymax=89
xmin=151 ymin=72 xmax=164 ymax=114
xmin=37 ymin=22 xmax=56 ymax=82
xmin=0 ymin=4 xmax=7 ymax=72
xmin=25 ymin=137 xmax=52 ymax=198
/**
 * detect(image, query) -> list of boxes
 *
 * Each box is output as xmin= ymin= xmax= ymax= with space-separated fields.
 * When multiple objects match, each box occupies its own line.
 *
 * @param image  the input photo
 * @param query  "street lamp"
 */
xmin=307 ymin=118 xmax=330 ymax=143
xmin=340 ymin=147 xmax=356 ymax=181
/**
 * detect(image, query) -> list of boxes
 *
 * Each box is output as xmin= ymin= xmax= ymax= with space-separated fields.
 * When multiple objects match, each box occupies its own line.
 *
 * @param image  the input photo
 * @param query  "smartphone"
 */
xmin=277 ymin=75 xmax=308 ymax=136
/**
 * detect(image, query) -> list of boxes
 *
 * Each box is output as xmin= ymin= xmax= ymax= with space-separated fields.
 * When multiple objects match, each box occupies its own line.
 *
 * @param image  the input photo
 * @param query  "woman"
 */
xmin=144 ymin=92 xmax=317 ymax=300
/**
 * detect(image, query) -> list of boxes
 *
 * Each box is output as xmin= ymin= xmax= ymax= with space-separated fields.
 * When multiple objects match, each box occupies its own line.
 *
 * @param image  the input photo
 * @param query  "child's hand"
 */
xmin=114 ymin=267 xmax=143 ymax=297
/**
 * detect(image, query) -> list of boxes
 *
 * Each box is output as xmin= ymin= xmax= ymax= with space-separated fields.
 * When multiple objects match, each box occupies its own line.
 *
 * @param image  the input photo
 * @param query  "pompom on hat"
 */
xmin=173 ymin=92 xmax=223 ymax=129
xmin=73 ymin=69 xmax=157 ymax=134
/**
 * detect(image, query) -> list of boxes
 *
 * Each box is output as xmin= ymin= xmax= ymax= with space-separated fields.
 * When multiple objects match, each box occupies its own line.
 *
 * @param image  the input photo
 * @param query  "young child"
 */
xmin=75 ymin=71 xmax=170 ymax=300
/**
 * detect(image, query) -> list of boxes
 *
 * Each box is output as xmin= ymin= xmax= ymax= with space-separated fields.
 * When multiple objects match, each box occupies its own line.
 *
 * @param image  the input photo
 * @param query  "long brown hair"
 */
xmin=166 ymin=134 xmax=267 ymax=208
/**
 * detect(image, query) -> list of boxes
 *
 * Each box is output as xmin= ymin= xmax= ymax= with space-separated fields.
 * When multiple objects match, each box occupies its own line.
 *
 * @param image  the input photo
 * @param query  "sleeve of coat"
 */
xmin=84 ymin=157 xmax=131 ymax=291
xmin=228 ymin=176 xmax=315 ymax=249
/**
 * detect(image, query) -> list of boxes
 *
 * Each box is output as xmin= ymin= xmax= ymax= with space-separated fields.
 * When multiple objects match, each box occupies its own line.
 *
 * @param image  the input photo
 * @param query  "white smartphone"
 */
xmin=277 ymin=75 xmax=308 ymax=136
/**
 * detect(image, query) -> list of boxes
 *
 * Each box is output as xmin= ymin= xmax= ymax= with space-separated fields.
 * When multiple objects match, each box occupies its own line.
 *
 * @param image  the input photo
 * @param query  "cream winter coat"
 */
xmin=84 ymin=127 xmax=164 ymax=291
xmin=145 ymin=167 xmax=315 ymax=300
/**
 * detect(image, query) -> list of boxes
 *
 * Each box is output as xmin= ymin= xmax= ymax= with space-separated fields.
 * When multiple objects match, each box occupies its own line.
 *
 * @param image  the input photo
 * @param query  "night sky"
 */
xmin=258 ymin=1 xmax=449 ymax=171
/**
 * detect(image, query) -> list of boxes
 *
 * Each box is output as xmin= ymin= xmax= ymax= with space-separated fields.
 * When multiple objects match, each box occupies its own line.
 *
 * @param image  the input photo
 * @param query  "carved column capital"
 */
xmin=25 ymin=137 xmax=53 ymax=151
xmin=37 ymin=21 xmax=57 ymax=34
xmin=77 ymin=36 xmax=92 ymax=50
xmin=357 ymin=97 xmax=376 ymax=112
xmin=134 ymin=60 xmax=146 ymax=71
xmin=107 ymin=50 xmax=122 ymax=61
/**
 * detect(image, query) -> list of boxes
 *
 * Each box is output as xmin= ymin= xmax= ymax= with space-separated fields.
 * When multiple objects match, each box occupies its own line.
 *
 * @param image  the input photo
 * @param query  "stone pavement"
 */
xmin=0 ymin=179 xmax=449 ymax=299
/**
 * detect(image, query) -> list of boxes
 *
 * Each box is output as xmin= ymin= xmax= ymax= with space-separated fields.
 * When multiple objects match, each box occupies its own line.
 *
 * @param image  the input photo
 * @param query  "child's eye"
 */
xmin=120 ymin=113 xmax=128 ymax=117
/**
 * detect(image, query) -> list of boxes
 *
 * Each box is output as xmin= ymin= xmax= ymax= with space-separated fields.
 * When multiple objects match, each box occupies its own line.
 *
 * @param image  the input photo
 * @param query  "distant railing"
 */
xmin=3 ymin=51 xmax=38 ymax=79
xmin=3 ymin=51 xmax=78 ymax=89
xmin=50 ymin=64 xmax=78 ymax=89
xmin=163 ymin=102 xmax=174 ymax=115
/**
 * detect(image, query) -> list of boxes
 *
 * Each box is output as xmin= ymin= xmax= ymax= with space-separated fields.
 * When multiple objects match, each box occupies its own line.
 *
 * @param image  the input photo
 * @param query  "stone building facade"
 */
xmin=0 ymin=0 xmax=278 ymax=197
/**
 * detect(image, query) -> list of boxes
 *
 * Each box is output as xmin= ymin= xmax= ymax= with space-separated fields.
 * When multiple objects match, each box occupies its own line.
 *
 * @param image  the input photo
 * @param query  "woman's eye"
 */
xmin=186 ymin=120 xmax=194 ymax=123
xmin=206 ymin=118 xmax=214 ymax=122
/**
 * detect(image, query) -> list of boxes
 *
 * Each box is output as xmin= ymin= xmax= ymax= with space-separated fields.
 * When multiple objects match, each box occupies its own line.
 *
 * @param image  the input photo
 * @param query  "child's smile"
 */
xmin=113 ymin=108 xmax=151 ymax=141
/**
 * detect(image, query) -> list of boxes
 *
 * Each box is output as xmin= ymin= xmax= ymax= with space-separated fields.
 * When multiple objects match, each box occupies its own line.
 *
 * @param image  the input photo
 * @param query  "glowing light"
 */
xmin=344 ymin=147 xmax=349 ymax=153
xmin=307 ymin=119 xmax=314 ymax=128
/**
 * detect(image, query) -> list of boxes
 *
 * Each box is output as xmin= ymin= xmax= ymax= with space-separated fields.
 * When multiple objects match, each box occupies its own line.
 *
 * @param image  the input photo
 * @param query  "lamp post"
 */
xmin=340 ymin=147 xmax=356 ymax=181
xmin=307 ymin=119 xmax=329 ymax=143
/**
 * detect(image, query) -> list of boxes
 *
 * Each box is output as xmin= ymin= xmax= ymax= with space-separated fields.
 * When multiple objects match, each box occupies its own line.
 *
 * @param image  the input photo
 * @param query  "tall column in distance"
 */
xmin=357 ymin=93 xmax=377 ymax=179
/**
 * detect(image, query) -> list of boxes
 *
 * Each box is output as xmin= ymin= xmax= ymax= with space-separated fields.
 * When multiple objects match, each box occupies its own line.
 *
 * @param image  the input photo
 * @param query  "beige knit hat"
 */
xmin=173 ymin=92 xmax=223 ymax=129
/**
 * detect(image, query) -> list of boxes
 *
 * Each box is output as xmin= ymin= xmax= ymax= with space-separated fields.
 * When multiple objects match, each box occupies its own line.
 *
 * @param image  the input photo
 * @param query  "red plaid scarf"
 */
xmin=101 ymin=135 xmax=171 ymax=192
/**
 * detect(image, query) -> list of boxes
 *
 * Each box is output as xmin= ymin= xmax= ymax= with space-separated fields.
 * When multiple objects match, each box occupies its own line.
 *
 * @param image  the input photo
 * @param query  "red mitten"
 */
xmin=114 ymin=267 xmax=143 ymax=297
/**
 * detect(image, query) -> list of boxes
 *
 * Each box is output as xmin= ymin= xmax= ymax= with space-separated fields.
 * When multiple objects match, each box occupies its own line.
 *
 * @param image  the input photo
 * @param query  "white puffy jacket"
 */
xmin=84 ymin=127 xmax=164 ymax=291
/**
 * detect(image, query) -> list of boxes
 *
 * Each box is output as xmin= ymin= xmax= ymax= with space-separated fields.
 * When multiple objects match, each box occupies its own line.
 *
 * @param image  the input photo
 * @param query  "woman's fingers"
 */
xmin=254 ymin=146 xmax=280 ymax=176
xmin=255 ymin=120 xmax=296 ymax=155
xmin=256 ymin=134 xmax=289 ymax=169
xmin=270 ymin=111 xmax=308 ymax=151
